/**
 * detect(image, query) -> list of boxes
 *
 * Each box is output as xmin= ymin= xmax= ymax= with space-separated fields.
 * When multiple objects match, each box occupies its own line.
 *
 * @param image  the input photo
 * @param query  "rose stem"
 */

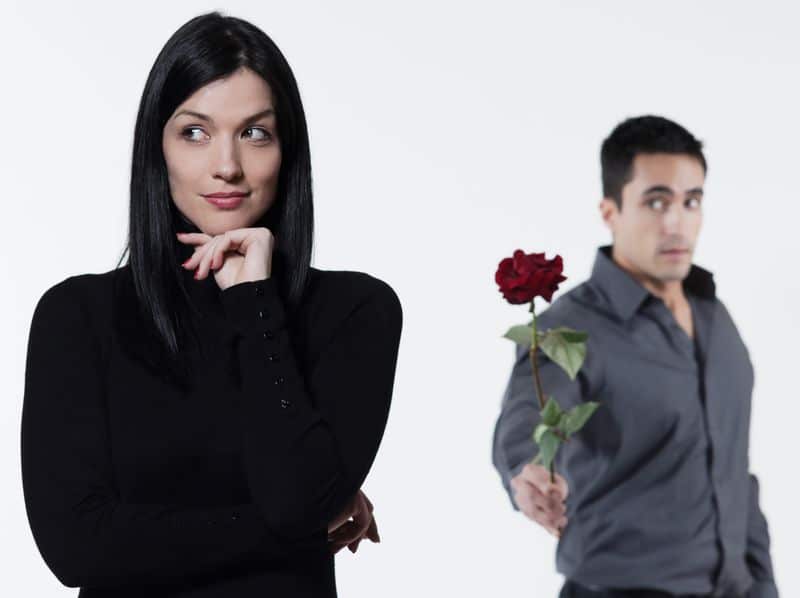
xmin=529 ymin=299 xmax=556 ymax=484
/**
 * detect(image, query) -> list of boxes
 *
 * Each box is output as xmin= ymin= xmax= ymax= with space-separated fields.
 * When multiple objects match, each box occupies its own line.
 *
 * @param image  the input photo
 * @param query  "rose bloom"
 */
xmin=495 ymin=250 xmax=567 ymax=304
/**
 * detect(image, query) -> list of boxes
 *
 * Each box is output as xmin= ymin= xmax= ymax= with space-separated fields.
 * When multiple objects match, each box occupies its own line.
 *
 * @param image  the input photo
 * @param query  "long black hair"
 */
xmin=115 ymin=11 xmax=313 ymax=388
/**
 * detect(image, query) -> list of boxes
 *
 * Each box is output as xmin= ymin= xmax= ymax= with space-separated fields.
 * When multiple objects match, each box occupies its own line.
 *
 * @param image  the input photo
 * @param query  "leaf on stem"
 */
xmin=536 ymin=429 xmax=561 ymax=471
xmin=539 ymin=326 xmax=588 ymax=380
xmin=503 ymin=324 xmax=534 ymax=346
xmin=558 ymin=402 xmax=601 ymax=436
xmin=540 ymin=397 xmax=563 ymax=427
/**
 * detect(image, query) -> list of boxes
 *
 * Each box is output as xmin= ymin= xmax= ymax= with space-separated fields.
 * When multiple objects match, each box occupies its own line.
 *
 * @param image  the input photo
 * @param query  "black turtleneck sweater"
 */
xmin=20 ymin=244 xmax=402 ymax=597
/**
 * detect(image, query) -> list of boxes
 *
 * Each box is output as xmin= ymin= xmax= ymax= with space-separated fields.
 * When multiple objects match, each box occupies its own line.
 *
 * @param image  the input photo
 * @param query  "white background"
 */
xmin=3 ymin=1 xmax=798 ymax=596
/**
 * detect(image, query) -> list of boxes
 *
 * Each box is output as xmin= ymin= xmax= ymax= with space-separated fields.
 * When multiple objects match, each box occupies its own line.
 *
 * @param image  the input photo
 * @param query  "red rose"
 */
xmin=495 ymin=250 xmax=567 ymax=304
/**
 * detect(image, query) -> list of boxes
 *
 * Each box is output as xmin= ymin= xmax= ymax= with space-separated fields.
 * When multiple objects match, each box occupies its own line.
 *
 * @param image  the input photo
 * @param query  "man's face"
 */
xmin=600 ymin=153 xmax=705 ymax=284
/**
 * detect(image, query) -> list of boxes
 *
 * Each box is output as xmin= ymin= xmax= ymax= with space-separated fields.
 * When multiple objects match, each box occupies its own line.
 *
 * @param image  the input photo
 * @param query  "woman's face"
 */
xmin=162 ymin=66 xmax=282 ymax=236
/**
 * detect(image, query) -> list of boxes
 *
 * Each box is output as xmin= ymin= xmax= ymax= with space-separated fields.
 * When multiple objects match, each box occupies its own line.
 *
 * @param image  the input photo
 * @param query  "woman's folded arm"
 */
xmin=219 ymin=274 xmax=402 ymax=541
xmin=21 ymin=278 xmax=324 ymax=589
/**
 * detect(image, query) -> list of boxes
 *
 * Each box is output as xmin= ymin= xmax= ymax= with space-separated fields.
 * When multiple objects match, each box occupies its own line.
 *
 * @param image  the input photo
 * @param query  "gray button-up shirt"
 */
xmin=492 ymin=245 xmax=778 ymax=598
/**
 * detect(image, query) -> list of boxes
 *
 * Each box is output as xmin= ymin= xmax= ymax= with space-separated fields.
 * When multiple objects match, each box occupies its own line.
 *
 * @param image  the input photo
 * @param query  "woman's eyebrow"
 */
xmin=173 ymin=107 xmax=275 ymax=125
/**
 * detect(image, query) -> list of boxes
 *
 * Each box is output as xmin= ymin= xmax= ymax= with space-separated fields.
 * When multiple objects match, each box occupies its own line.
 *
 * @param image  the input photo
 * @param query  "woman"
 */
xmin=20 ymin=11 xmax=402 ymax=597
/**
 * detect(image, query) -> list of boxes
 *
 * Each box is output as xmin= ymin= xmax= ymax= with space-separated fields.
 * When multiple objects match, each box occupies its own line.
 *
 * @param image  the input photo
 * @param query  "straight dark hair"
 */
xmin=115 ymin=11 xmax=313 ymax=388
xmin=600 ymin=115 xmax=707 ymax=210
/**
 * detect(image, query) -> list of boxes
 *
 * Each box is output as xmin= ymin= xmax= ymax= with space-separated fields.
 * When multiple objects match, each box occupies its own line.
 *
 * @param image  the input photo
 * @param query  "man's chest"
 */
xmin=586 ymin=302 xmax=753 ymax=456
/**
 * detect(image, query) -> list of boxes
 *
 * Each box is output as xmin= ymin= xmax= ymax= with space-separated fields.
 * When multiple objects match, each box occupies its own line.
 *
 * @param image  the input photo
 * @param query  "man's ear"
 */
xmin=599 ymin=197 xmax=618 ymax=232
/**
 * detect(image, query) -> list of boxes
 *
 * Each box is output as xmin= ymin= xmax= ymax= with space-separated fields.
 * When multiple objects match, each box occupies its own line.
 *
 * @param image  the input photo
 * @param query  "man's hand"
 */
xmin=327 ymin=490 xmax=380 ymax=555
xmin=510 ymin=463 xmax=569 ymax=537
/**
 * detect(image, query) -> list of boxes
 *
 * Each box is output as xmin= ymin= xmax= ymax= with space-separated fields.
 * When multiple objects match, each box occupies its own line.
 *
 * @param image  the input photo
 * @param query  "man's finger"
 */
xmin=519 ymin=463 xmax=555 ymax=495
xmin=549 ymin=472 xmax=569 ymax=501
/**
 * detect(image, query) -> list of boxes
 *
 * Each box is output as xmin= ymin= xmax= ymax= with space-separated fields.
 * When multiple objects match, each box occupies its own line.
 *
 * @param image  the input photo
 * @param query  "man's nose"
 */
xmin=661 ymin=202 xmax=685 ymax=235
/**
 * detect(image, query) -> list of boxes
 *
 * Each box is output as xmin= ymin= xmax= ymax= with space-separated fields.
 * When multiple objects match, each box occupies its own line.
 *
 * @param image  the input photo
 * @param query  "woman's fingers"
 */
xmin=179 ymin=232 xmax=231 ymax=278
xmin=364 ymin=514 xmax=380 ymax=543
xmin=176 ymin=232 xmax=212 ymax=243
xmin=177 ymin=228 xmax=274 ymax=283
xmin=201 ymin=234 xmax=232 ymax=279
xmin=361 ymin=491 xmax=374 ymax=513
xmin=177 ymin=232 xmax=211 ymax=272
xmin=329 ymin=493 xmax=371 ymax=546
xmin=327 ymin=493 xmax=358 ymax=534
xmin=347 ymin=538 xmax=362 ymax=553
xmin=328 ymin=521 xmax=359 ymax=553
xmin=357 ymin=490 xmax=379 ymax=542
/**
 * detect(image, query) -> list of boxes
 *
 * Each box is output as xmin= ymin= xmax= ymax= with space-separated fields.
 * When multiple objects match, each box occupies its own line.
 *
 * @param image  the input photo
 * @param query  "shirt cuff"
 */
xmin=219 ymin=277 xmax=286 ymax=337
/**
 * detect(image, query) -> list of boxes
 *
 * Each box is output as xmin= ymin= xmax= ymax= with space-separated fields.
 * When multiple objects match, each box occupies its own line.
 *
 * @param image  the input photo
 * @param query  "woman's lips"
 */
xmin=203 ymin=192 xmax=248 ymax=209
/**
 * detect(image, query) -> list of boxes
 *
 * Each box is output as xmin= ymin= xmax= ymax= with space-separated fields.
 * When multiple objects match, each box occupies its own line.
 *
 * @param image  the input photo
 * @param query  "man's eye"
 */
xmin=686 ymin=197 xmax=701 ymax=209
xmin=647 ymin=197 xmax=667 ymax=211
xmin=244 ymin=127 xmax=273 ymax=142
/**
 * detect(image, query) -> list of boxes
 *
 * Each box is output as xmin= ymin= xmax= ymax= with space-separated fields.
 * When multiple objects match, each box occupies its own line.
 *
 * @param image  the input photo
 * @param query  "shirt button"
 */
xmin=231 ymin=512 xmax=240 ymax=520
xmin=255 ymin=284 xmax=264 ymax=296
xmin=274 ymin=376 xmax=285 ymax=385
xmin=258 ymin=310 xmax=268 ymax=320
xmin=281 ymin=399 xmax=291 ymax=409
xmin=262 ymin=330 xmax=273 ymax=340
xmin=267 ymin=353 xmax=280 ymax=363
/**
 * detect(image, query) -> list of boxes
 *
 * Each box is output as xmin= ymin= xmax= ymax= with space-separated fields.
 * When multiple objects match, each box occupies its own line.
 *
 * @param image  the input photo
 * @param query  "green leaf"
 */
xmin=540 ymin=397 xmax=563 ymax=427
xmin=539 ymin=326 xmax=588 ymax=380
xmin=559 ymin=401 xmax=601 ymax=436
xmin=503 ymin=324 xmax=534 ymax=346
xmin=536 ymin=429 xmax=561 ymax=471
xmin=530 ymin=452 xmax=543 ymax=465
xmin=533 ymin=423 xmax=549 ymax=444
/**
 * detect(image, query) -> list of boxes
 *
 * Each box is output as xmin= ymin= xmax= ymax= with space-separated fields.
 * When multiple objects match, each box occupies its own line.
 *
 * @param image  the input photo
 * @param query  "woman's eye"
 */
xmin=244 ymin=127 xmax=273 ymax=142
xmin=181 ymin=127 xmax=207 ymax=142
xmin=180 ymin=126 xmax=273 ymax=144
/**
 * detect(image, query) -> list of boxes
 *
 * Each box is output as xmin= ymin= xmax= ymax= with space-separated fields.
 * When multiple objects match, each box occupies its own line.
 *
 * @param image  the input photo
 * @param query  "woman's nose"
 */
xmin=211 ymin=141 xmax=243 ymax=180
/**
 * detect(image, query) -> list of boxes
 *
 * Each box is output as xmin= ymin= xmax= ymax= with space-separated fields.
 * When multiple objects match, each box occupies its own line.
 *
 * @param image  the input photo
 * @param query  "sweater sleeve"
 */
xmin=20 ymin=278 xmax=326 ymax=590
xmin=218 ymin=275 xmax=402 ymax=541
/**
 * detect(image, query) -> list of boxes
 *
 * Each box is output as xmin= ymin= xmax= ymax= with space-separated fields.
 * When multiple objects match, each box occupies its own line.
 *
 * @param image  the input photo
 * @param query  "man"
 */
xmin=491 ymin=115 xmax=778 ymax=598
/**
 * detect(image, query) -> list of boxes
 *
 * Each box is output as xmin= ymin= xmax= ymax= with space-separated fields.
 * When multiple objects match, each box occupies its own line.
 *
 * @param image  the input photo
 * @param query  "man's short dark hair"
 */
xmin=601 ymin=115 xmax=707 ymax=209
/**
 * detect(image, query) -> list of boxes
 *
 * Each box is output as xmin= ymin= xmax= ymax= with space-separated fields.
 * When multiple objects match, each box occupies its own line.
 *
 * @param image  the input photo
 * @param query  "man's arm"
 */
xmin=745 ymin=473 xmax=779 ymax=598
xmin=491 ymin=318 xmax=601 ymax=510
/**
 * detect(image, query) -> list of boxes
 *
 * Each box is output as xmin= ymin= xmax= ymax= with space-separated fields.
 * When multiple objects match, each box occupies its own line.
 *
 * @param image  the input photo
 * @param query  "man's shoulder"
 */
xmin=536 ymin=280 xmax=610 ymax=329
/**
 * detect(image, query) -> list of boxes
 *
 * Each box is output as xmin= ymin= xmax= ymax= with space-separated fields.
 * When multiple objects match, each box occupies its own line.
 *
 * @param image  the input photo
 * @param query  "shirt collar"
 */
xmin=590 ymin=245 xmax=716 ymax=321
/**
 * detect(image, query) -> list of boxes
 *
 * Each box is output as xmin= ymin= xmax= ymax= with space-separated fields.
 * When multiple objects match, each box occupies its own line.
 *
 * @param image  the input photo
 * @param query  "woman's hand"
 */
xmin=177 ymin=227 xmax=275 ymax=290
xmin=327 ymin=489 xmax=380 ymax=555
